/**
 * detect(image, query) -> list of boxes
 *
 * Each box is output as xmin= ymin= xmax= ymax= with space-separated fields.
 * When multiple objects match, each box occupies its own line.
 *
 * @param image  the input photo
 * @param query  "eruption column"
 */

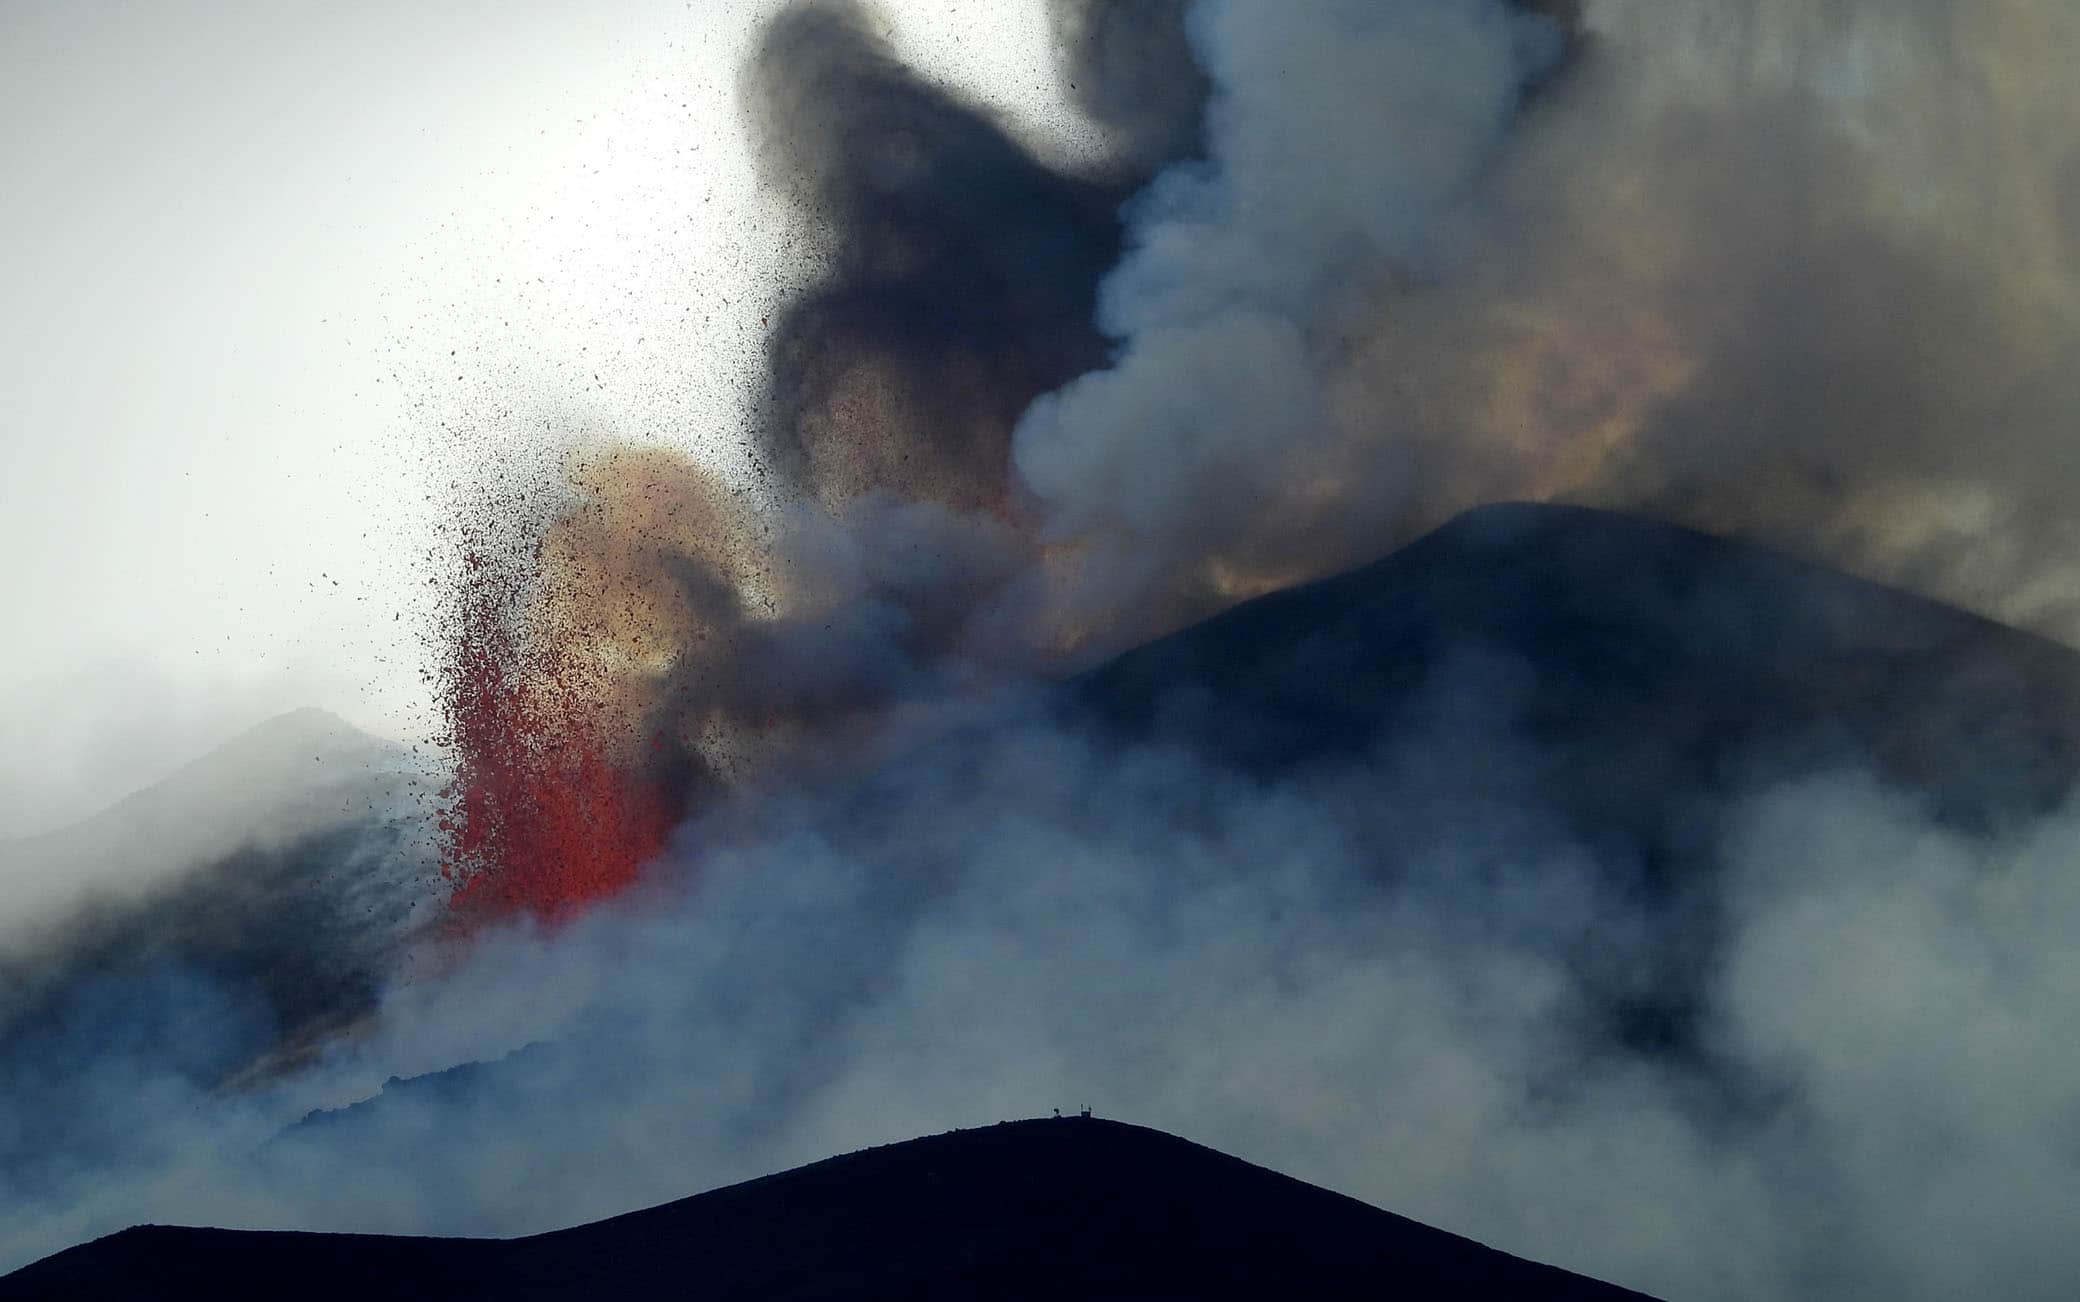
xmin=434 ymin=537 xmax=685 ymax=928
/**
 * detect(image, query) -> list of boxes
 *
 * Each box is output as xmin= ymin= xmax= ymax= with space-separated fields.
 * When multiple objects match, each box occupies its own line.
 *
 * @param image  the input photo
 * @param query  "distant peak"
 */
xmin=101 ymin=707 xmax=401 ymax=817
xmin=1422 ymin=500 xmax=1678 ymax=551
xmin=241 ymin=706 xmax=355 ymax=737
xmin=212 ymin=708 xmax=380 ymax=758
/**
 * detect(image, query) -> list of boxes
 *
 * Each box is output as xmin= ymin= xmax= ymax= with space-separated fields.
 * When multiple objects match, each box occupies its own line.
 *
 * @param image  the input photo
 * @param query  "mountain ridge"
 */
xmin=0 ymin=707 xmax=419 ymax=926
xmin=1 ymin=1117 xmax=1656 ymax=1300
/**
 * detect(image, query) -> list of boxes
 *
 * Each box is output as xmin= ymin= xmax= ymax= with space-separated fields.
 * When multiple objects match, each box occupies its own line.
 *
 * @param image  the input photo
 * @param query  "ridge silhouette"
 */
xmin=2 ymin=1118 xmax=1654 ymax=1300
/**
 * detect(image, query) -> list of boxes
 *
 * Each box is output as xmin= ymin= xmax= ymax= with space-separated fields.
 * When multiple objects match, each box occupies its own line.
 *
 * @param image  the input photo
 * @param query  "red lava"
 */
xmin=434 ymin=545 xmax=683 ymax=929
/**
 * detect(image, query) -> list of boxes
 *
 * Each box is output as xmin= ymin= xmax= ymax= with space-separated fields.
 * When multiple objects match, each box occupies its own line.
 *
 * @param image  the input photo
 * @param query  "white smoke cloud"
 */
xmin=1015 ymin=0 xmax=1562 ymax=554
xmin=1714 ymin=773 xmax=2080 ymax=1300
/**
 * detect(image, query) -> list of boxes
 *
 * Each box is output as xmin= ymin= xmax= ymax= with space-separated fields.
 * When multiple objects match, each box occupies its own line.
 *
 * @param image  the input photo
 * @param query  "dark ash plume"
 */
xmin=1045 ymin=0 xmax=1209 ymax=179
xmin=744 ymin=0 xmax=1134 ymax=513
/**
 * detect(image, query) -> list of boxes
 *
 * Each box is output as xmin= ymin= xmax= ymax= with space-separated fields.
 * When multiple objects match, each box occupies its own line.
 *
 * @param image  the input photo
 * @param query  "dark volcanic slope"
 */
xmin=1077 ymin=501 xmax=2080 ymax=826
xmin=1066 ymin=502 xmax=2080 ymax=1056
xmin=2 ymin=1118 xmax=1652 ymax=1301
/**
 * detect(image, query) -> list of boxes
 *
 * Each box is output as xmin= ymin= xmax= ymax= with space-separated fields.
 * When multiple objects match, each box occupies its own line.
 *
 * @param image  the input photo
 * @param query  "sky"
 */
xmin=0 ymin=0 xmax=1085 ymax=836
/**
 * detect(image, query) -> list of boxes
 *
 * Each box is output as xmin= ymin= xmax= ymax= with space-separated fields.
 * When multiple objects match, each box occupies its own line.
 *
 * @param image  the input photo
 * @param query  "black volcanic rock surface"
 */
xmin=1 ymin=1118 xmax=1653 ymax=1300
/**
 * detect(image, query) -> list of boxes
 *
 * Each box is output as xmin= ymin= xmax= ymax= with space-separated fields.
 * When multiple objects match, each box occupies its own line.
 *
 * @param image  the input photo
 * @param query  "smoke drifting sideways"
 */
xmin=6 ymin=2 xmax=2080 ymax=1300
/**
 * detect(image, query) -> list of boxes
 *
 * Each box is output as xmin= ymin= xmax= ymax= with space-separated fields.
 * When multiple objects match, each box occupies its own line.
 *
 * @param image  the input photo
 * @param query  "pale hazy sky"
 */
xmin=0 ymin=0 xmax=1084 ymax=835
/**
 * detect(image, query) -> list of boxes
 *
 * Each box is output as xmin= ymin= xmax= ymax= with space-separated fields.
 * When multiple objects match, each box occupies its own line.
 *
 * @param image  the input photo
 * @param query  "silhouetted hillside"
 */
xmin=1 ymin=1118 xmax=1653 ymax=1300
xmin=1077 ymin=502 xmax=2080 ymax=825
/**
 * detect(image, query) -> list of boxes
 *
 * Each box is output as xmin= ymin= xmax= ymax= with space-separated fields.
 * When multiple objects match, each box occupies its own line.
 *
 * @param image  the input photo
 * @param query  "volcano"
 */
xmin=7 ymin=503 xmax=2079 ymax=1292
xmin=0 ymin=710 xmax=432 ymax=1217
xmin=0 ymin=1117 xmax=1652 ymax=1300
xmin=22 ymin=501 xmax=2080 ymax=1123
xmin=263 ymin=502 xmax=2080 ymax=1132
xmin=1075 ymin=501 xmax=2080 ymax=814
xmin=0 ymin=709 xmax=418 ymax=925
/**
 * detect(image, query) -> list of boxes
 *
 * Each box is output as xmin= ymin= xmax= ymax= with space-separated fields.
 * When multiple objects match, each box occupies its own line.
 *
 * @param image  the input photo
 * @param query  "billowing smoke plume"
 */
xmin=6 ymin=2 xmax=2080 ymax=1300
xmin=1014 ymin=0 xmax=1566 ymax=590
xmin=426 ymin=0 xmax=1584 ymax=910
xmin=434 ymin=0 xmax=2080 ymax=887
xmin=1007 ymin=0 xmax=2080 ymax=644
xmin=1046 ymin=0 xmax=1208 ymax=179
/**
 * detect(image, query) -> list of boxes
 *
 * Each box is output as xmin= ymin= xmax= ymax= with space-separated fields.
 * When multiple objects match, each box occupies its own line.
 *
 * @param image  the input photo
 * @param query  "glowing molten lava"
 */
xmin=435 ymin=544 xmax=685 ymax=929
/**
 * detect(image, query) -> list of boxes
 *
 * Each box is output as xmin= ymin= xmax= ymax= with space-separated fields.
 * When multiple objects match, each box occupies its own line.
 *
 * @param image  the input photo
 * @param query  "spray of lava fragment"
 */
xmin=433 ymin=535 xmax=686 ymax=929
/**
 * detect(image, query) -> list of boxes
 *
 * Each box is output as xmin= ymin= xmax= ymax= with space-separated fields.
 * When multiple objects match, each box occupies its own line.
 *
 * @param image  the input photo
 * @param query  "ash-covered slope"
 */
xmin=0 ymin=1118 xmax=1652 ymax=1301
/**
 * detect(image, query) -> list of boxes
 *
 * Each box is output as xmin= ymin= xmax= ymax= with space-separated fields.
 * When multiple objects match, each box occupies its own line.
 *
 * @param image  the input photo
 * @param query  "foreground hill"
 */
xmin=0 ymin=1118 xmax=1652 ymax=1300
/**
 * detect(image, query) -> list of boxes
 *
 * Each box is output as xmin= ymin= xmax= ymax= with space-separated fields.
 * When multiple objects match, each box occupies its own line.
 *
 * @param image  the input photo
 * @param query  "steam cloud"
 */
xmin=5 ymin=2 xmax=2080 ymax=1299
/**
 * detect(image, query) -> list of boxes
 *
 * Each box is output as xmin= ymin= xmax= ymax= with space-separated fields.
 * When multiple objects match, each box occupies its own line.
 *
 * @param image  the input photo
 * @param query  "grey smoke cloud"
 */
xmin=1714 ymin=773 xmax=2080 ymax=1299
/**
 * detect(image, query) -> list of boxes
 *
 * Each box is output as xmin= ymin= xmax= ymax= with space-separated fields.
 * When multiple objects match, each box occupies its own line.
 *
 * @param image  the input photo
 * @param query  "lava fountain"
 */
xmin=429 ymin=449 xmax=737 ymax=928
